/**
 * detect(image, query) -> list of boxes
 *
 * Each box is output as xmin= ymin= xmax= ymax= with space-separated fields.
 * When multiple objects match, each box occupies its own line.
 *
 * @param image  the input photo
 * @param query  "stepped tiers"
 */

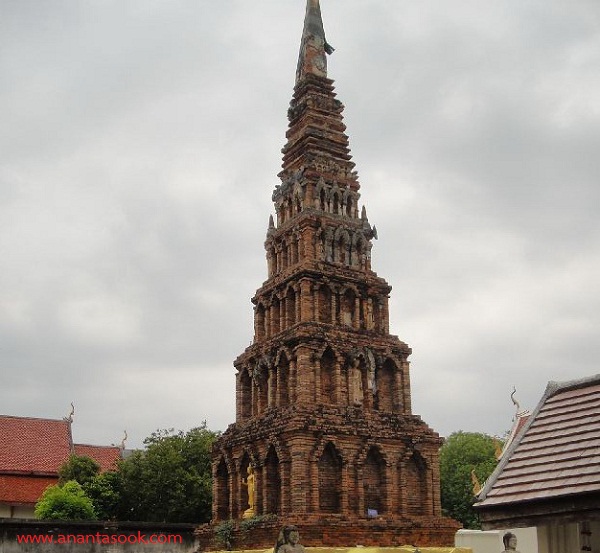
xmin=208 ymin=0 xmax=459 ymax=548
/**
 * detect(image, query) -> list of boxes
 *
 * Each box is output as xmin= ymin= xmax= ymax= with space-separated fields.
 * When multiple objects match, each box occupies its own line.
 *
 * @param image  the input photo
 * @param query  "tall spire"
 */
xmin=296 ymin=0 xmax=334 ymax=83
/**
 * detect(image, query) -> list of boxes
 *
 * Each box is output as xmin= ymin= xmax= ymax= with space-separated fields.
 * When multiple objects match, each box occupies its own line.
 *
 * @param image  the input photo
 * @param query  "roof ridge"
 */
xmin=0 ymin=414 xmax=69 ymax=423
xmin=545 ymin=374 xmax=600 ymax=398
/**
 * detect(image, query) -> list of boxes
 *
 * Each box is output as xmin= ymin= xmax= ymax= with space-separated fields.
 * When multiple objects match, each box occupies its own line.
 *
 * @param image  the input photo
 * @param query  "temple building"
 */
xmin=210 ymin=0 xmax=458 ymax=546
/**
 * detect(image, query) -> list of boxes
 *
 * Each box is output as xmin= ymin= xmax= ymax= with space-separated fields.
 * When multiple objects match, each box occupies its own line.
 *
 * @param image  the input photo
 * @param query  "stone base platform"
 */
xmin=196 ymin=517 xmax=461 ymax=552
xmin=212 ymin=549 xmax=470 ymax=553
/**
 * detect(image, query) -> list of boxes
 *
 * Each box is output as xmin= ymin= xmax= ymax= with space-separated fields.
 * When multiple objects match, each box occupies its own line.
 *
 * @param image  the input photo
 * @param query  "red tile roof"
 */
xmin=0 ymin=416 xmax=72 ymax=475
xmin=476 ymin=375 xmax=600 ymax=507
xmin=0 ymin=475 xmax=58 ymax=505
xmin=0 ymin=414 xmax=124 ymax=509
xmin=74 ymin=444 xmax=121 ymax=472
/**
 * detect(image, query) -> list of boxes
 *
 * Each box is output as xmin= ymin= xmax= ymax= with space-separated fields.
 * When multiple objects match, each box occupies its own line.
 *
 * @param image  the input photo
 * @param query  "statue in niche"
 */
xmin=366 ymin=299 xmax=374 ymax=329
xmin=315 ymin=228 xmax=325 ymax=260
xmin=501 ymin=532 xmax=521 ymax=553
xmin=274 ymin=525 xmax=305 ymax=553
xmin=366 ymin=349 xmax=377 ymax=393
xmin=341 ymin=293 xmax=353 ymax=327
xmin=241 ymin=465 xmax=256 ymax=519
xmin=324 ymin=230 xmax=333 ymax=262
xmin=351 ymin=357 xmax=364 ymax=405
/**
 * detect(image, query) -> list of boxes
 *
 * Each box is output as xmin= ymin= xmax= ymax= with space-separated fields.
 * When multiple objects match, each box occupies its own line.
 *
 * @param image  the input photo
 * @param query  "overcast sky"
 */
xmin=1 ymin=0 xmax=599 ymax=450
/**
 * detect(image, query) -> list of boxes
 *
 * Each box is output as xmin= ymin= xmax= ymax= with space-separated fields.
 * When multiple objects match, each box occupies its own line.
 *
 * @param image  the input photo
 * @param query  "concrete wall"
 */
xmin=537 ymin=521 xmax=600 ymax=553
xmin=0 ymin=505 xmax=36 ymax=519
xmin=456 ymin=527 xmax=538 ymax=553
xmin=0 ymin=519 xmax=198 ymax=553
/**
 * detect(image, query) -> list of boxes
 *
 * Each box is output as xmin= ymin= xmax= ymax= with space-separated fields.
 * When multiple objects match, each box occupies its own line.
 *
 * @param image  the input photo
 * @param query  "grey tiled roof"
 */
xmin=476 ymin=374 xmax=600 ymax=507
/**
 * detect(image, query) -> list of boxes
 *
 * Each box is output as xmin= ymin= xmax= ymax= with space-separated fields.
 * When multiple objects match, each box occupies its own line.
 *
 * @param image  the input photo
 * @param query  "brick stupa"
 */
xmin=209 ymin=0 xmax=459 ymax=547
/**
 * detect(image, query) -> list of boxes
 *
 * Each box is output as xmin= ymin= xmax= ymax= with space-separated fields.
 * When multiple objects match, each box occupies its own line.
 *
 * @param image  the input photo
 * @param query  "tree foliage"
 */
xmin=117 ymin=423 xmax=219 ymax=523
xmin=36 ymin=424 xmax=218 ymax=523
xmin=35 ymin=480 xmax=97 ymax=521
xmin=439 ymin=431 xmax=499 ymax=529
xmin=58 ymin=455 xmax=100 ymax=486
xmin=83 ymin=471 xmax=122 ymax=520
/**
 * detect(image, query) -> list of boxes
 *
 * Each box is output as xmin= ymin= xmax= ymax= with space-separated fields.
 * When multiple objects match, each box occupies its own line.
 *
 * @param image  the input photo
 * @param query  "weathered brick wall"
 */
xmin=196 ymin=518 xmax=461 ymax=551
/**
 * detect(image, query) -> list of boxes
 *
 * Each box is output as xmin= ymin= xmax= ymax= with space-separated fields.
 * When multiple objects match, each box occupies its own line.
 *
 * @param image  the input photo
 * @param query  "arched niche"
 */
xmin=376 ymin=359 xmax=396 ymax=412
xmin=318 ymin=442 xmax=343 ymax=513
xmin=320 ymin=347 xmax=336 ymax=404
xmin=340 ymin=288 xmax=355 ymax=327
xmin=318 ymin=285 xmax=332 ymax=324
xmin=264 ymin=445 xmax=281 ymax=515
xmin=239 ymin=367 xmax=252 ymax=420
xmin=216 ymin=457 xmax=230 ymax=520
xmin=405 ymin=452 xmax=428 ymax=516
xmin=364 ymin=447 xmax=386 ymax=516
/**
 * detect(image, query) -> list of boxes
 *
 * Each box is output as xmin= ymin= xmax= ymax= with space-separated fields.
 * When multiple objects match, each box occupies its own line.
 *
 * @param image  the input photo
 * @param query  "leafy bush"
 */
xmin=35 ymin=480 xmax=97 ymax=521
xmin=214 ymin=519 xmax=235 ymax=549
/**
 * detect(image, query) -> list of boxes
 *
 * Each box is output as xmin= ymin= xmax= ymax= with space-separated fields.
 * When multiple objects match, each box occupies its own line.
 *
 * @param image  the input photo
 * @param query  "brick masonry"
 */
xmin=204 ymin=1 xmax=460 ymax=548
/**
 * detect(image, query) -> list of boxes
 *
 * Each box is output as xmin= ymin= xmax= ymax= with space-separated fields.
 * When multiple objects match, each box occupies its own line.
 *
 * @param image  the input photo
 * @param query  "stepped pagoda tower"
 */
xmin=211 ymin=1 xmax=458 ymax=546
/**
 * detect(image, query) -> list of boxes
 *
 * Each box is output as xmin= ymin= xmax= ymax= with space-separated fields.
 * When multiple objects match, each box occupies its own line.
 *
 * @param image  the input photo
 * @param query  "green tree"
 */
xmin=439 ymin=431 xmax=499 ymax=529
xmin=58 ymin=455 xmax=100 ymax=486
xmin=118 ymin=422 xmax=219 ymax=523
xmin=83 ymin=471 xmax=122 ymax=520
xmin=35 ymin=480 xmax=97 ymax=521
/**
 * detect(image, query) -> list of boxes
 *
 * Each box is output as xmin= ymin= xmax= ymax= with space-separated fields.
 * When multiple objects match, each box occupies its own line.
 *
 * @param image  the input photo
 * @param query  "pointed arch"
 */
xmin=255 ymin=303 xmax=267 ymax=340
xmin=332 ymin=190 xmax=340 ymax=215
xmin=316 ymin=179 xmax=329 ymax=212
xmin=268 ymin=245 xmax=277 ymax=276
xmin=320 ymin=347 xmax=336 ymax=404
xmin=340 ymin=288 xmax=356 ymax=328
xmin=318 ymin=284 xmax=332 ymax=323
xmin=290 ymin=233 xmax=299 ymax=266
xmin=353 ymin=232 xmax=368 ymax=269
xmin=334 ymin=228 xmax=351 ymax=264
xmin=349 ymin=355 xmax=368 ymax=406
xmin=323 ymin=227 xmax=334 ymax=262
xmin=318 ymin=442 xmax=343 ymax=513
xmin=239 ymin=367 xmax=252 ymax=419
xmin=285 ymin=286 xmax=297 ymax=329
xmin=364 ymin=447 xmax=386 ymax=515
xmin=215 ymin=457 xmax=230 ymax=520
xmin=277 ymin=351 xmax=290 ymax=407
xmin=377 ymin=358 xmax=396 ymax=412
xmin=264 ymin=445 xmax=281 ymax=515
xmin=343 ymin=190 xmax=353 ymax=217
xmin=255 ymin=361 xmax=269 ymax=414
xmin=239 ymin=452 xmax=253 ymax=515
xmin=405 ymin=452 xmax=428 ymax=516
xmin=271 ymin=296 xmax=281 ymax=334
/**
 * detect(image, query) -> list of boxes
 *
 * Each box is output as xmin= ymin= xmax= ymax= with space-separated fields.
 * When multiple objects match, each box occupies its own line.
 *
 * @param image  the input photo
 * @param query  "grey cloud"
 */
xmin=1 ymin=0 xmax=598 ymax=447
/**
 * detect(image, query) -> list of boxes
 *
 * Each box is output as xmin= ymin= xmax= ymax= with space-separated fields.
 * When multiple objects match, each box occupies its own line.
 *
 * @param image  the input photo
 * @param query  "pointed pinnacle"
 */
xmin=296 ymin=0 xmax=334 ymax=84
